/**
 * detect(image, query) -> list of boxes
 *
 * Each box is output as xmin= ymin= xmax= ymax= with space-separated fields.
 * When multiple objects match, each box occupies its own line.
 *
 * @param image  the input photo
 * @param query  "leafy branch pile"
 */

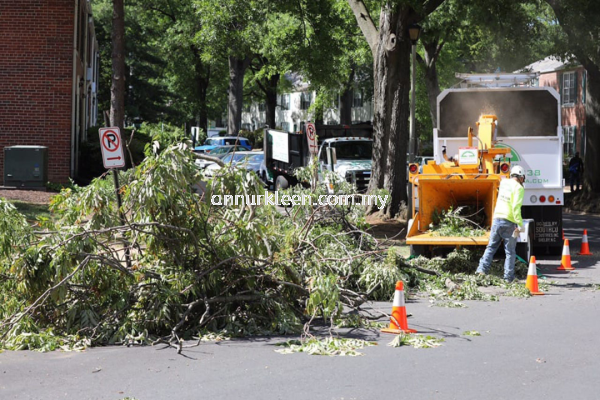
xmin=429 ymin=206 xmax=486 ymax=237
xmin=275 ymin=337 xmax=376 ymax=356
xmin=0 ymin=143 xmax=407 ymax=351
xmin=405 ymin=248 xmax=531 ymax=305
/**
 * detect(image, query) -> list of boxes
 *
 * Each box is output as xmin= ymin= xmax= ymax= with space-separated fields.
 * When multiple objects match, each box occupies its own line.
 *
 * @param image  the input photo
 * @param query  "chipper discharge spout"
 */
xmin=407 ymin=115 xmax=511 ymax=247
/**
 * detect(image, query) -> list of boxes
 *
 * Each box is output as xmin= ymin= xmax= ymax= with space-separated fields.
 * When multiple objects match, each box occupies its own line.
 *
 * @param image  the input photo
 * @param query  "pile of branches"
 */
xmin=0 ymin=144 xmax=408 ymax=351
xmin=429 ymin=206 xmax=487 ymax=237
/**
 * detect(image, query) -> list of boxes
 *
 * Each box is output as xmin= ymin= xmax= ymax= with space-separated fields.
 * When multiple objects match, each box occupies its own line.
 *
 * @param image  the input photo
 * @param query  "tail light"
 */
xmin=500 ymin=162 xmax=510 ymax=173
xmin=409 ymin=163 xmax=419 ymax=174
xmin=205 ymin=150 xmax=211 ymax=154
xmin=548 ymin=195 xmax=555 ymax=203
xmin=539 ymin=195 xmax=546 ymax=203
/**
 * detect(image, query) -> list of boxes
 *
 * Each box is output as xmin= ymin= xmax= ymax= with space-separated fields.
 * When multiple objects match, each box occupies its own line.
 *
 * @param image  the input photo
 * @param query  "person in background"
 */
xmin=476 ymin=165 xmax=525 ymax=283
xmin=569 ymin=152 xmax=584 ymax=192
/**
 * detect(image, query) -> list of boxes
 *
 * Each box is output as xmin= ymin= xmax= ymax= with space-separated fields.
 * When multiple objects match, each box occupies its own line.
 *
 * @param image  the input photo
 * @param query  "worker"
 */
xmin=569 ymin=152 xmax=584 ymax=192
xmin=476 ymin=165 xmax=525 ymax=283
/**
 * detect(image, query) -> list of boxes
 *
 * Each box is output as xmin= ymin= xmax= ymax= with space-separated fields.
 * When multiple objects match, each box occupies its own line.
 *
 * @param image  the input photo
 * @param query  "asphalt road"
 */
xmin=1 ymin=212 xmax=600 ymax=400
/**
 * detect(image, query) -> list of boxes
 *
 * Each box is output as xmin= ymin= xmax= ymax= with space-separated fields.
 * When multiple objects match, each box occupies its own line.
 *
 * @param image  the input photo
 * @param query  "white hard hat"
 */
xmin=510 ymin=165 xmax=525 ymax=177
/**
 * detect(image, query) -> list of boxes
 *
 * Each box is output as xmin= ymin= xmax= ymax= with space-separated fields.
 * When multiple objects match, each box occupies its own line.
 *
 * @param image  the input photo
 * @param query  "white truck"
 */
xmin=262 ymin=123 xmax=373 ymax=192
xmin=428 ymin=74 xmax=563 ymax=256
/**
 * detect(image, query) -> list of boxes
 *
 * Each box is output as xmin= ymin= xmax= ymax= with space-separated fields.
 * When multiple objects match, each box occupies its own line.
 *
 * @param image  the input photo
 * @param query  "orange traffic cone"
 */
xmin=557 ymin=239 xmax=575 ymax=271
xmin=578 ymin=229 xmax=593 ymax=255
xmin=526 ymin=256 xmax=544 ymax=295
xmin=381 ymin=281 xmax=416 ymax=334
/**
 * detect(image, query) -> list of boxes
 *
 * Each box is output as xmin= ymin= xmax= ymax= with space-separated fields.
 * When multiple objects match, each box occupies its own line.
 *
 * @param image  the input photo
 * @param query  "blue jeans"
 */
xmin=477 ymin=218 xmax=517 ymax=282
xmin=570 ymin=172 xmax=581 ymax=192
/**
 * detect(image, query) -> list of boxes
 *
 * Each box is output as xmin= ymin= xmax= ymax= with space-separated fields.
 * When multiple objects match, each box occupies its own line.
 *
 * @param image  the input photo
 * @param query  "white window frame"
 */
xmin=563 ymin=126 xmax=575 ymax=156
xmin=562 ymin=71 xmax=576 ymax=106
xmin=353 ymin=89 xmax=363 ymax=108
xmin=330 ymin=93 xmax=340 ymax=109
xmin=300 ymin=92 xmax=312 ymax=110
xmin=279 ymin=94 xmax=290 ymax=110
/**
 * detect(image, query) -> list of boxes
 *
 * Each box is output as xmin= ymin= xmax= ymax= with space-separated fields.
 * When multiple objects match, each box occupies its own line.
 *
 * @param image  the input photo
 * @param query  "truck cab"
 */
xmin=317 ymin=137 xmax=372 ymax=192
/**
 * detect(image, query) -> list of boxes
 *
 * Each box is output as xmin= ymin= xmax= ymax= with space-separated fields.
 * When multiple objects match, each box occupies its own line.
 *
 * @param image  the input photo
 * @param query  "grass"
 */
xmin=9 ymin=201 xmax=51 ymax=221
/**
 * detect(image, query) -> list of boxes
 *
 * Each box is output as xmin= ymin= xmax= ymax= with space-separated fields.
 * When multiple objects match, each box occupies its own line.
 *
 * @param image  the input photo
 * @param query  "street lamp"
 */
xmin=407 ymin=23 xmax=421 ymax=223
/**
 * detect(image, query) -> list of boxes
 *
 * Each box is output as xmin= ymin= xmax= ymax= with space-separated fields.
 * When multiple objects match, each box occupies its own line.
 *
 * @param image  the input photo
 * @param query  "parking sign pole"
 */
xmin=112 ymin=157 xmax=132 ymax=270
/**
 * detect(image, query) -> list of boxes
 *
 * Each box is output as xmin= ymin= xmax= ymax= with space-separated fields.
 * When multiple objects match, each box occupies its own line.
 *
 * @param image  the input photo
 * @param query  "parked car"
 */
xmin=241 ymin=152 xmax=264 ymax=174
xmin=204 ymin=151 xmax=260 ymax=177
xmin=415 ymin=156 xmax=435 ymax=173
xmin=194 ymin=145 xmax=248 ymax=169
xmin=194 ymin=137 xmax=252 ymax=153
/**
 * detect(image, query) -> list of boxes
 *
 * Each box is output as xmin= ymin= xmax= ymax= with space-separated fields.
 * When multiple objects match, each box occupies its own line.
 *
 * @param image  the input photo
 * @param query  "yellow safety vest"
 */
xmin=493 ymin=178 xmax=524 ymax=228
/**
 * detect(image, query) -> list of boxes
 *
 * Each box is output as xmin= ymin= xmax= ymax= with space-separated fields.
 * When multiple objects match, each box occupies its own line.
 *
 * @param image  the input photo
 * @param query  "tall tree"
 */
xmin=110 ymin=0 xmax=126 ymax=129
xmin=140 ymin=0 xmax=222 ymax=132
xmin=347 ymin=0 xmax=445 ymax=217
xmin=416 ymin=0 xmax=557 ymax=130
xmin=297 ymin=0 xmax=373 ymax=126
xmin=546 ymin=0 xmax=600 ymax=194
xmin=197 ymin=0 xmax=270 ymax=136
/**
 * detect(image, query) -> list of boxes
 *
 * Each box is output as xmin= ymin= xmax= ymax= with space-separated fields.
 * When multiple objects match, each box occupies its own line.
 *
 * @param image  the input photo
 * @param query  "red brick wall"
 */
xmin=540 ymin=68 xmax=586 ymax=153
xmin=0 ymin=0 xmax=75 ymax=184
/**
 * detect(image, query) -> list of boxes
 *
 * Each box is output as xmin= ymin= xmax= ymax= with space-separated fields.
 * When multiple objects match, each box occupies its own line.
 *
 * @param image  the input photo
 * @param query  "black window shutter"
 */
xmin=573 ymin=71 xmax=578 ymax=103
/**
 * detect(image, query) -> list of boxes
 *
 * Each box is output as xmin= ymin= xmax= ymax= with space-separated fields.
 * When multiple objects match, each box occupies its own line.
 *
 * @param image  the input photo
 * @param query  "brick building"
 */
xmin=523 ymin=56 xmax=587 ymax=157
xmin=0 ymin=0 xmax=99 ymax=185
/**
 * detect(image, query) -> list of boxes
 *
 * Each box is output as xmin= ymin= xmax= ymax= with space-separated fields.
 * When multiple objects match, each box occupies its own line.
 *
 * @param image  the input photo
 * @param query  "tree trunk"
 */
xmin=339 ymin=88 xmax=353 ymax=125
xmin=583 ymin=65 xmax=600 ymax=193
xmin=194 ymin=54 xmax=210 ymax=133
xmin=264 ymin=74 xmax=279 ymax=129
xmin=339 ymin=69 xmax=355 ymax=125
xmin=314 ymin=89 xmax=325 ymax=125
xmin=110 ymin=0 xmax=126 ymax=129
xmin=195 ymin=74 xmax=209 ymax=133
xmin=368 ymin=14 xmax=412 ymax=218
xmin=227 ymin=56 xmax=251 ymax=137
xmin=418 ymin=41 xmax=443 ymax=129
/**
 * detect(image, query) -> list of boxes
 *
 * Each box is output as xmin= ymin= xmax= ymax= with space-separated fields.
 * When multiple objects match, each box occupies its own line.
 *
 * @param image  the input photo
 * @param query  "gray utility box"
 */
xmin=4 ymin=146 xmax=48 ymax=188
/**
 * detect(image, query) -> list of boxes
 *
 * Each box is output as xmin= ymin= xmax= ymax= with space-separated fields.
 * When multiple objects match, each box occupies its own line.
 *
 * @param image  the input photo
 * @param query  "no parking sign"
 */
xmin=99 ymin=127 xmax=126 ymax=169
xmin=306 ymin=123 xmax=318 ymax=155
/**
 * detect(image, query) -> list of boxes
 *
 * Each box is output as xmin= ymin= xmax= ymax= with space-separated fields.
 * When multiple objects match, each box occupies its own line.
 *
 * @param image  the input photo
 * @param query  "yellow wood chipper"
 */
xmin=407 ymin=114 xmax=513 ymax=256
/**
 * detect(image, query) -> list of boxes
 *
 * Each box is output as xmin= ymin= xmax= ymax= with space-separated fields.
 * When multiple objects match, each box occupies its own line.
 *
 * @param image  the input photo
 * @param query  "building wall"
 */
xmin=539 ymin=67 xmax=587 ymax=156
xmin=0 ymin=0 xmax=98 ymax=185
xmin=0 ymin=0 xmax=75 ymax=184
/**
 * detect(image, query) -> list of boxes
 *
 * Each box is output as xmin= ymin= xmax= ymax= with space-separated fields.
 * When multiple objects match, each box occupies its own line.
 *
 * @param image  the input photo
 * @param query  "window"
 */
xmin=300 ymin=92 xmax=312 ymax=110
xmin=563 ymin=126 xmax=576 ymax=156
xmin=280 ymin=122 xmax=291 ymax=132
xmin=353 ymin=90 xmax=363 ymax=108
xmin=243 ymin=103 xmax=251 ymax=112
xmin=279 ymin=94 xmax=290 ymax=110
xmin=331 ymin=93 xmax=340 ymax=109
xmin=331 ymin=141 xmax=373 ymax=160
xmin=258 ymin=102 xmax=265 ymax=112
xmin=561 ymin=71 xmax=577 ymax=105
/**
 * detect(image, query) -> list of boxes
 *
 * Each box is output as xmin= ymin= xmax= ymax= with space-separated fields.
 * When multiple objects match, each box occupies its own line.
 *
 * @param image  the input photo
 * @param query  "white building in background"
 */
xmin=241 ymin=73 xmax=373 ymax=132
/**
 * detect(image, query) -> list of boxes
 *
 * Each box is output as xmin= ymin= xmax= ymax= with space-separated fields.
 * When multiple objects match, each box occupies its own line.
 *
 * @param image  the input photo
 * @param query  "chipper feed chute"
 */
xmin=406 ymin=175 xmax=501 ymax=246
